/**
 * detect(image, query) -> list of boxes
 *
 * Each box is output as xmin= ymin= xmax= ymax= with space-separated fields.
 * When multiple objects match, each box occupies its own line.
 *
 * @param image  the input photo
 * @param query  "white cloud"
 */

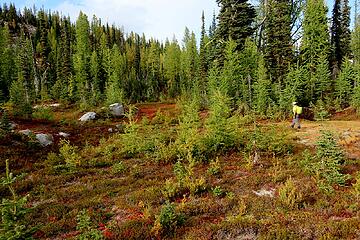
xmin=53 ymin=0 xmax=219 ymax=43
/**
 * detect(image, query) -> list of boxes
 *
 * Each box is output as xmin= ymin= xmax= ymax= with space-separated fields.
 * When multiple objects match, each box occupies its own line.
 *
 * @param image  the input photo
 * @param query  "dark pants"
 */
xmin=291 ymin=114 xmax=301 ymax=129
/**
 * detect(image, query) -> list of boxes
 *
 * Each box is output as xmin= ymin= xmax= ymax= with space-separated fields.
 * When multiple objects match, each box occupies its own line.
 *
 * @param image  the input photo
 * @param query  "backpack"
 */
xmin=296 ymin=106 xmax=303 ymax=115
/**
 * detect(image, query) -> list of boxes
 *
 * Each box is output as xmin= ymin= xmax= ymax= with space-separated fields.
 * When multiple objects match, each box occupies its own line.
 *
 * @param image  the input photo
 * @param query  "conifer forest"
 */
xmin=0 ymin=0 xmax=360 ymax=239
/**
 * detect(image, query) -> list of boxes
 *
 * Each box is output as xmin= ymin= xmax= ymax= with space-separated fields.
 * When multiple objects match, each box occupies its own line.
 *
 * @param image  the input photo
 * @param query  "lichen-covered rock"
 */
xmin=36 ymin=133 xmax=54 ymax=147
xmin=79 ymin=112 xmax=96 ymax=121
xmin=109 ymin=103 xmax=124 ymax=117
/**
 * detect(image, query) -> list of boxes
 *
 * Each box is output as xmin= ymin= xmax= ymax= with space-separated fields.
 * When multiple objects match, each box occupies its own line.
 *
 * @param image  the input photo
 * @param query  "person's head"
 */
xmin=292 ymin=101 xmax=297 ymax=106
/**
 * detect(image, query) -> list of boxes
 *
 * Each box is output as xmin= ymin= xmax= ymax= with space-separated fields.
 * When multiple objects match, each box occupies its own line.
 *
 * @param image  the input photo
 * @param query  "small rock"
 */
xmin=79 ymin=112 xmax=96 ymax=121
xmin=342 ymin=131 xmax=351 ymax=137
xmin=109 ymin=103 xmax=124 ymax=117
xmin=19 ymin=129 xmax=32 ymax=136
xmin=36 ymin=133 xmax=54 ymax=147
xmin=253 ymin=188 xmax=275 ymax=198
xmin=58 ymin=132 xmax=70 ymax=138
xmin=108 ymin=128 xmax=113 ymax=133
xmin=10 ymin=123 xmax=17 ymax=130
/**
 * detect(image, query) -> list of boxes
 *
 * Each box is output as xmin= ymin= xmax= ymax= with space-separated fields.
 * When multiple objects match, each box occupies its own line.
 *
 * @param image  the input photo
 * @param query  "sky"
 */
xmin=6 ymin=0 xmax=219 ymax=42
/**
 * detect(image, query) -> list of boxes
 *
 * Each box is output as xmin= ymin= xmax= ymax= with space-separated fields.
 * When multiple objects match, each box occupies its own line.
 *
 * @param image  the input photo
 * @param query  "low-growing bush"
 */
xmin=300 ymin=131 xmax=350 ymax=194
xmin=212 ymin=186 xmax=224 ymax=197
xmin=277 ymin=178 xmax=303 ymax=210
xmin=207 ymin=157 xmax=221 ymax=176
xmin=76 ymin=209 xmax=104 ymax=240
xmin=32 ymin=107 xmax=54 ymax=121
xmin=58 ymin=139 xmax=82 ymax=172
xmin=0 ymin=160 xmax=33 ymax=239
xmin=111 ymin=161 xmax=126 ymax=174
xmin=152 ymin=201 xmax=185 ymax=236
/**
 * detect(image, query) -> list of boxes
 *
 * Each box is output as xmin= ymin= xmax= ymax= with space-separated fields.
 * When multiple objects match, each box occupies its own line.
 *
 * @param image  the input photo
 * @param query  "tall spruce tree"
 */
xmin=331 ymin=0 xmax=351 ymax=73
xmin=300 ymin=0 xmax=330 ymax=65
xmin=352 ymin=13 xmax=360 ymax=65
xmin=335 ymin=58 xmax=353 ymax=108
xmin=199 ymin=11 xmax=209 ymax=94
xmin=254 ymin=55 xmax=270 ymax=116
xmin=331 ymin=0 xmax=342 ymax=73
xmin=300 ymin=0 xmax=330 ymax=103
xmin=180 ymin=28 xmax=199 ymax=93
xmin=74 ymin=11 xmax=91 ymax=105
xmin=264 ymin=0 xmax=293 ymax=85
xmin=0 ymin=25 xmax=15 ymax=101
xmin=164 ymin=37 xmax=181 ymax=98
xmin=215 ymin=0 xmax=256 ymax=62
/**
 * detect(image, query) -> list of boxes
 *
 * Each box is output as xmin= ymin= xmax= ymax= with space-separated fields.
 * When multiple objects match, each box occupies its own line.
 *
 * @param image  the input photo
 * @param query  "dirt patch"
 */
xmin=331 ymin=107 xmax=359 ymax=121
xmin=289 ymin=120 xmax=360 ymax=159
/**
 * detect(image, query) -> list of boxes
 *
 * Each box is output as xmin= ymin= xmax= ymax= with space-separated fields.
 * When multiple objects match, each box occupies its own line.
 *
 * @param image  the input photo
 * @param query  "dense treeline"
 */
xmin=0 ymin=0 xmax=360 ymax=117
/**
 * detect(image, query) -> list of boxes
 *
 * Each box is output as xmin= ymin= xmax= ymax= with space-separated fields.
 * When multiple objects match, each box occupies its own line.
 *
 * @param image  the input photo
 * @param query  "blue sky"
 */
xmin=6 ymin=0 xmax=219 ymax=43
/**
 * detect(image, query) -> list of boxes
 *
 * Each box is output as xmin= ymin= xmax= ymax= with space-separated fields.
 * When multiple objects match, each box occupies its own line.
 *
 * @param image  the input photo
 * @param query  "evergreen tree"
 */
xmin=16 ymin=33 xmax=36 ymax=104
xmin=146 ymin=40 xmax=162 ymax=101
xmin=331 ymin=0 xmax=342 ymax=73
xmin=340 ymin=0 xmax=351 ymax=62
xmin=282 ymin=64 xmax=306 ymax=110
xmin=52 ymin=17 xmax=72 ymax=101
xmin=180 ymin=28 xmax=199 ymax=93
xmin=215 ymin=0 xmax=256 ymax=62
xmin=264 ymin=0 xmax=293 ymax=85
xmin=0 ymin=25 xmax=15 ymax=101
xmin=335 ymin=58 xmax=353 ymax=108
xmin=238 ymin=38 xmax=259 ymax=107
xmin=352 ymin=63 xmax=360 ymax=112
xmin=163 ymin=37 xmax=181 ymax=98
xmin=331 ymin=0 xmax=351 ymax=73
xmin=254 ymin=55 xmax=270 ymax=115
xmin=352 ymin=14 xmax=360 ymax=65
xmin=90 ymin=50 xmax=101 ymax=104
xmin=73 ymin=11 xmax=91 ymax=105
xmin=9 ymin=72 xmax=32 ymax=119
xmin=314 ymin=54 xmax=332 ymax=101
xmin=300 ymin=0 xmax=330 ymax=103
xmin=221 ymin=39 xmax=241 ymax=101
xmin=300 ymin=0 xmax=330 ymax=67
xmin=199 ymin=11 xmax=209 ymax=94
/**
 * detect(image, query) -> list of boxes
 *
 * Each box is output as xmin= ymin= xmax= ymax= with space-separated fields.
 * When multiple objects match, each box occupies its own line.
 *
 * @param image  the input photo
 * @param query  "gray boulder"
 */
xmin=36 ymin=134 xmax=54 ymax=147
xmin=79 ymin=112 xmax=96 ymax=121
xmin=109 ymin=103 xmax=124 ymax=117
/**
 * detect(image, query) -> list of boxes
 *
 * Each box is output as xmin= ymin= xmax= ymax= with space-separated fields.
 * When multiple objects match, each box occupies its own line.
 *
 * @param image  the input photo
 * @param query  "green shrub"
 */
xmin=212 ymin=186 xmax=224 ymax=197
xmin=9 ymin=77 xmax=32 ymax=119
xmin=0 ymin=111 xmax=12 ymax=132
xmin=162 ymin=179 xmax=180 ymax=200
xmin=277 ymin=178 xmax=303 ymax=210
xmin=207 ymin=157 xmax=221 ymax=175
xmin=152 ymin=201 xmax=184 ymax=236
xmin=32 ymin=107 xmax=54 ymax=121
xmin=76 ymin=209 xmax=104 ymax=240
xmin=0 ymin=160 xmax=33 ymax=239
xmin=312 ymin=99 xmax=330 ymax=121
xmin=59 ymin=139 xmax=81 ymax=172
xmin=300 ymin=131 xmax=350 ymax=194
xmin=111 ymin=161 xmax=126 ymax=174
xmin=245 ymin=126 xmax=293 ymax=158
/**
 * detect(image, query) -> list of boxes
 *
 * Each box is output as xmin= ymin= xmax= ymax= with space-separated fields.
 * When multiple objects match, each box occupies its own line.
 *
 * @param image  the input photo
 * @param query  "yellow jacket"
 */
xmin=293 ymin=105 xmax=302 ymax=115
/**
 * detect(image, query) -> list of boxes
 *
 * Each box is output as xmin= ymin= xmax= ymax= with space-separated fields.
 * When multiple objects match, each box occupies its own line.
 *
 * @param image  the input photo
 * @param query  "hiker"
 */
xmin=291 ymin=102 xmax=302 ymax=129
